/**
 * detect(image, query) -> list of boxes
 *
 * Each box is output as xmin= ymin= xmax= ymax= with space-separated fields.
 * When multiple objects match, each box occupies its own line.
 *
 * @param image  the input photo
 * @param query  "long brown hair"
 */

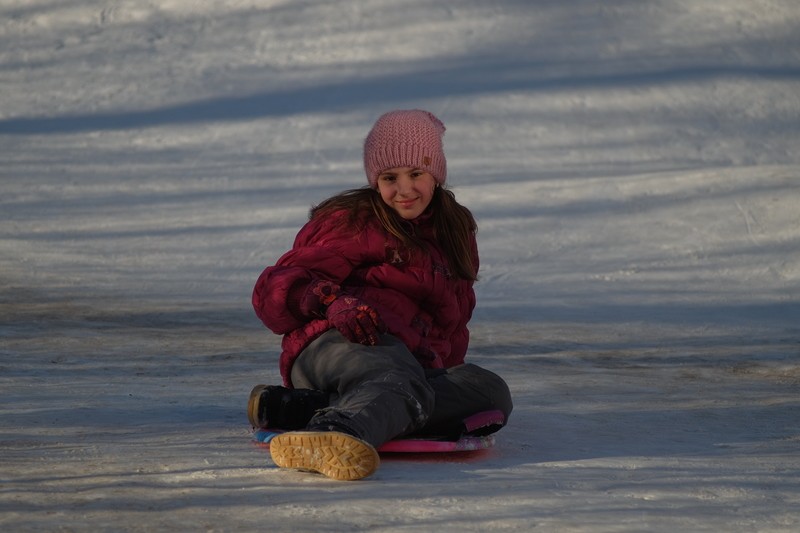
xmin=310 ymin=187 xmax=478 ymax=281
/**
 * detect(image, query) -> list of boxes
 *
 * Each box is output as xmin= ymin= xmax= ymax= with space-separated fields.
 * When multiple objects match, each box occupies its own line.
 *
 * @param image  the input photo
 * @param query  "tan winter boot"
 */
xmin=269 ymin=431 xmax=380 ymax=481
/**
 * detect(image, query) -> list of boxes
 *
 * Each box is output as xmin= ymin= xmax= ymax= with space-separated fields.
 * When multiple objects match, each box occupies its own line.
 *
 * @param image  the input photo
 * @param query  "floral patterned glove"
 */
xmin=325 ymin=295 xmax=386 ymax=346
xmin=296 ymin=280 xmax=341 ymax=318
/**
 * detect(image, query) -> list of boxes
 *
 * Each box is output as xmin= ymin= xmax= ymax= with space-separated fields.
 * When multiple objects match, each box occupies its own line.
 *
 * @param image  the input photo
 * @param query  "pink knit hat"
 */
xmin=363 ymin=109 xmax=447 ymax=188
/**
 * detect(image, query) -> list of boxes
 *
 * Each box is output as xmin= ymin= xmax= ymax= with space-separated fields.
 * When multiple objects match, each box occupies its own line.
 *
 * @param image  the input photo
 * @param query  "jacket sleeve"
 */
xmin=446 ymin=232 xmax=479 ymax=365
xmin=251 ymin=213 xmax=363 ymax=334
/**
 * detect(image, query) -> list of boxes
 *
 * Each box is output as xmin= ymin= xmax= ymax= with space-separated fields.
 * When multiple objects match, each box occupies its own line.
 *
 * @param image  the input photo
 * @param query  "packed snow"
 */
xmin=1 ymin=1 xmax=799 ymax=531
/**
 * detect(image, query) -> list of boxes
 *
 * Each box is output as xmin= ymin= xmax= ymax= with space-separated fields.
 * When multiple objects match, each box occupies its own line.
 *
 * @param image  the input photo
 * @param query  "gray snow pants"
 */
xmin=290 ymin=329 xmax=513 ymax=448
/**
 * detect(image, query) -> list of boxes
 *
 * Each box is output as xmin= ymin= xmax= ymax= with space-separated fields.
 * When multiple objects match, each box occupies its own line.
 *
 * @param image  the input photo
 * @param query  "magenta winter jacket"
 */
xmin=252 ymin=209 xmax=478 ymax=387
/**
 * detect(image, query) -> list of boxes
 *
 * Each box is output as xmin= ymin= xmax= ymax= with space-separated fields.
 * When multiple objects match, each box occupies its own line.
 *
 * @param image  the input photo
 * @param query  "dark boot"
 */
xmin=415 ymin=409 xmax=507 ymax=440
xmin=247 ymin=385 xmax=329 ymax=429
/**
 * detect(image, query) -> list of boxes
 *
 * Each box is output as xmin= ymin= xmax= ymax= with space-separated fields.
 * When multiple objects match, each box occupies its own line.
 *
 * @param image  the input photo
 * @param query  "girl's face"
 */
xmin=376 ymin=166 xmax=437 ymax=220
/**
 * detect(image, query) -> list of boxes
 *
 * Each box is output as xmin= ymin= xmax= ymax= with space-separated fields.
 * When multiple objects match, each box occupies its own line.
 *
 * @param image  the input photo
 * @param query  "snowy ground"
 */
xmin=2 ymin=1 xmax=799 ymax=531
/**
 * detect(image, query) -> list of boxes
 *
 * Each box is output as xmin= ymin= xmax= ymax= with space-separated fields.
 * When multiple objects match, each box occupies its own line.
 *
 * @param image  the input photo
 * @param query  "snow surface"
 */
xmin=2 ymin=0 xmax=799 ymax=531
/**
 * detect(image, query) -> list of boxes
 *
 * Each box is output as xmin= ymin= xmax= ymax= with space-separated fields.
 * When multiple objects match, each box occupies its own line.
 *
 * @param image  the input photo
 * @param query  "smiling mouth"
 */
xmin=396 ymin=198 xmax=418 ymax=208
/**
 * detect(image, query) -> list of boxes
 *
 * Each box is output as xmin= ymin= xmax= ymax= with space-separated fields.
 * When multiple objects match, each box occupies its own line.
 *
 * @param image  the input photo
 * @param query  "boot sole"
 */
xmin=269 ymin=431 xmax=379 ymax=481
xmin=248 ymin=384 xmax=267 ymax=428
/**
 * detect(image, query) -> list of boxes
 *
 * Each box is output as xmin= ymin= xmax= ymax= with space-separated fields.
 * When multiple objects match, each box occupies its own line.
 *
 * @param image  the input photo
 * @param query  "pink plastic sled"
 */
xmin=252 ymin=409 xmax=503 ymax=453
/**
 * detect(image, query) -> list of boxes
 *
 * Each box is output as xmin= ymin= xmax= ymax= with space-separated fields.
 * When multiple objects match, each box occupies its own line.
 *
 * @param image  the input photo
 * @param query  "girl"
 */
xmin=250 ymin=110 xmax=513 ymax=481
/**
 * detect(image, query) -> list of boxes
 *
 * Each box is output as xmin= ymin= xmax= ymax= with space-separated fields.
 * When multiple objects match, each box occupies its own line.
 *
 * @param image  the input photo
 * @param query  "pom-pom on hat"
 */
xmin=363 ymin=109 xmax=447 ymax=188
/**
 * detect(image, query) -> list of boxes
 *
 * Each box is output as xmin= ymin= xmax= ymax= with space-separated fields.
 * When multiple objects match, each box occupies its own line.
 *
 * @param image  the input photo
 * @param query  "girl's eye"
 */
xmin=379 ymin=175 xmax=396 ymax=182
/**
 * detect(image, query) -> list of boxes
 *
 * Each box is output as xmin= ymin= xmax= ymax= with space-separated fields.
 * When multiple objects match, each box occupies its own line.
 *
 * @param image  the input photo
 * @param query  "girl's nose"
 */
xmin=397 ymin=176 xmax=413 ymax=194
